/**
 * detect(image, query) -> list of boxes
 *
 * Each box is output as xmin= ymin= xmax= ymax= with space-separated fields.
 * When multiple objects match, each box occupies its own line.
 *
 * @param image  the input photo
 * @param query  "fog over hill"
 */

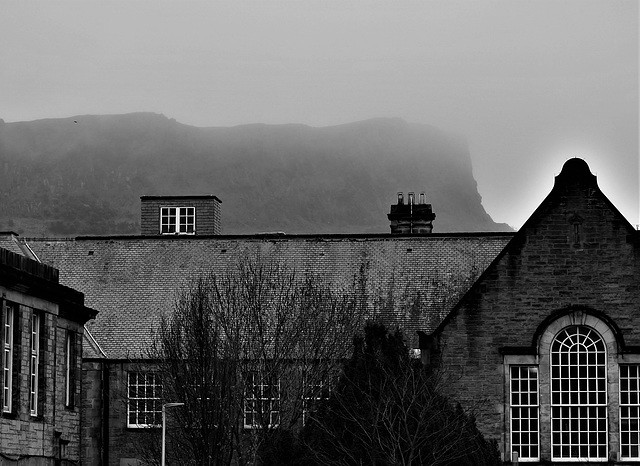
xmin=0 ymin=113 xmax=512 ymax=236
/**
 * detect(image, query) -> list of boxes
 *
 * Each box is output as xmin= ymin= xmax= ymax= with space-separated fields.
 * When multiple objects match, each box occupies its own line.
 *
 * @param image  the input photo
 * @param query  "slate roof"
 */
xmin=0 ymin=232 xmax=40 ymax=261
xmin=0 ymin=238 xmax=98 ymax=325
xmin=26 ymin=233 xmax=512 ymax=359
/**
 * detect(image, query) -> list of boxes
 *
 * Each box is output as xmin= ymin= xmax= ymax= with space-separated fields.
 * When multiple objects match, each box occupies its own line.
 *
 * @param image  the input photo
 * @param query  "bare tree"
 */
xmin=303 ymin=323 xmax=501 ymax=466
xmin=147 ymin=252 xmax=365 ymax=466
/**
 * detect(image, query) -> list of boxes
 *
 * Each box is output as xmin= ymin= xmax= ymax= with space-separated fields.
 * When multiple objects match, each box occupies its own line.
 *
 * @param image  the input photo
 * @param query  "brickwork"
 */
xmin=432 ymin=160 xmax=640 ymax=462
xmin=140 ymin=195 xmax=222 ymax=235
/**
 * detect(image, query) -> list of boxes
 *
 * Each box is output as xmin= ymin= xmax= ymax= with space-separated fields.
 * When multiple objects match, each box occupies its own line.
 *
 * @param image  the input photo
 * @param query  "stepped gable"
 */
xmin=26 ymin=233 xmax=512 ymax=359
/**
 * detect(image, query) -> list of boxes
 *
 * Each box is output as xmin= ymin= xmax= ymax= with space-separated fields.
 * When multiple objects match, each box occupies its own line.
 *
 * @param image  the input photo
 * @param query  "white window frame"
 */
xmin=160 ymin=206 xmax=195 ymax=235
xmin=65 ymin=331 xmax=75 ymax=407
xmin=507 ymin=311 xmax=620 ymax=463
xmin=2 ymin=303 xmax=14 ymax=413
xmin=127 ymin=372 xmax=162 ymax=428
xmin=302 ymin=372 xmax=334 ymax=425
xmin=550 ymin=325 xmax=608 ymax=462
xmin=30 ymin=312 xmax=40 ymax=417
xmin=510 ymin=365 xmax=540 ymax=462
xmin=244 ymin=371 xmax=280 ymax=429
xmin=620 ymin=364 xmax=640 ymax=461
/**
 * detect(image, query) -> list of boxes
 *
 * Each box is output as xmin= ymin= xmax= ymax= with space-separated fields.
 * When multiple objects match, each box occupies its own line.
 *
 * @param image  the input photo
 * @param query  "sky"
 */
xmin=1 ymin=0 xmax=638 ymax=229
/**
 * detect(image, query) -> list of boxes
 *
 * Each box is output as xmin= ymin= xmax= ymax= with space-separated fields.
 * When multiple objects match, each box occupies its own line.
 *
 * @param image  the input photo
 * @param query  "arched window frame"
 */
xmin=548 ymin=325 xmax=608 ymax=460
xmin=503 ymin=309 xmax=640 ymax=463
xmin=537 ymin=311 xmax=619 ymax=462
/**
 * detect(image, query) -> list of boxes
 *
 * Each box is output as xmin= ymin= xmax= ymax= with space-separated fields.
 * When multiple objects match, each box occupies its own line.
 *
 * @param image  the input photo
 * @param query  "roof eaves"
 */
xmin=38 ymin=231 xmax=516 ymax=242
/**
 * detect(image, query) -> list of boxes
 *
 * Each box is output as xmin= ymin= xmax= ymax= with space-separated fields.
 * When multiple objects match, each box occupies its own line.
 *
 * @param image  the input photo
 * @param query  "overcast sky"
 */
xmin=1 ymin=0 xmax=638 ymax=229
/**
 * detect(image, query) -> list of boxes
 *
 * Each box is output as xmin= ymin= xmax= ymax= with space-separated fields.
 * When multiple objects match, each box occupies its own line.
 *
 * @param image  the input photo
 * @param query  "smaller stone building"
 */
xmin=0 ymin=236 xmax=97 ymax=466
xmin=140 ymin=195 xmax=222 ymax=236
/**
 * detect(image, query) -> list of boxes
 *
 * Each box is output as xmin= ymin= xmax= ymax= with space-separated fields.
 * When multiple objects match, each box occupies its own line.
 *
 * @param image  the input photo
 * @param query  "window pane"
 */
xmin=550 ymin=326 xmax=607 ymax=460
xmin=128 ymin=372 xmax=161 ymax=427
xmin=510 ymin=366 xmax=539 ymax=460
xmin=620 ymin=365 xmax=640 ymax=459
xmin=244 ymin=371 xmax=280 ymax=428
xmin=2 ymin=304 xmax=13 ymax=413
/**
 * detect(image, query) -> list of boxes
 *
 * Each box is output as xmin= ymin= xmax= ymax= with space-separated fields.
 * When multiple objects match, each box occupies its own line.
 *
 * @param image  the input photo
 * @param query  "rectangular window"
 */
xmin=160 ymin=207 xmax=195 ymax=235
xmin=244 ymin=371 xmax=280 ymax=428
xmin=302 ymin=376 xmax=332 ymax=425
xmin=2 ymin=303 xmax=14 ymax=413
xmin=29 ymin=312 xmax=40 ymax=416
xmin=620 ymin=365 xmax=640 ymax=459
xmin=128 ymin=372 xmax=162 ymax=427
xmin=65 ymin=331 xmax=76 ymax=407
xmin=510 ymin=366 xmax=540 ymax=461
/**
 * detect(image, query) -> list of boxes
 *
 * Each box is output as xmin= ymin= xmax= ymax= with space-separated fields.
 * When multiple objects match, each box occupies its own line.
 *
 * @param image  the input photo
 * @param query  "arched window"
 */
xmin=550 ymin=325 xmax=607 ymax=460
xmin=504 ymin=310 xmax=640 ymax=463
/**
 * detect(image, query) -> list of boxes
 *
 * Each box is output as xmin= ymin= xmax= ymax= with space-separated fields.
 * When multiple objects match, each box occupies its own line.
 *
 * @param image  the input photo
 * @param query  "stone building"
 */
xmin=429 ymin=158 xmax=640 ymax=463
xmin=0 ymin=235 xmax=97 ymax=465
xmin=20 ymin=158 xmax=640 ymax=464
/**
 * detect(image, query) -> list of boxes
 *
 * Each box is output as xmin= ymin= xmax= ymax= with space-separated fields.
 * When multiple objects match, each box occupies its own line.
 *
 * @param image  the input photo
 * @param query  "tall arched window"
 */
xmin=506 ymin=310 xmax=640 ymax=462
xmin=550 ymin=325 xmax=607 ymax=460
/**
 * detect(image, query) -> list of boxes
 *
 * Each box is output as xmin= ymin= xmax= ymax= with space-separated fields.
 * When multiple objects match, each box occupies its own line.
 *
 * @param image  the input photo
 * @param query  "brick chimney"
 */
xmin=387 ymin=192 xmax=435 ymax=234
xmin=140 ymin=195 xmax=222 ymax=236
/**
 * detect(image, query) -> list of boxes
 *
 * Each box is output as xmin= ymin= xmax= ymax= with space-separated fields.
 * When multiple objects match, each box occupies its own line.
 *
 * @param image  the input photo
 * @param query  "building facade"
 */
xmin=0 ymin=238 xmax=97 ymax=466
xmin=20 ymin=158 xmax=640 ymax=464
xmin=429 ymin=158 xmax=640 ymax=463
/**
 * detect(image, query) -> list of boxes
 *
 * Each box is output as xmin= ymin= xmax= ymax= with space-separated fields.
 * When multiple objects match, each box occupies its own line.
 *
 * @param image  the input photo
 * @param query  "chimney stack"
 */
xmin=387 ymin=191 xmax=435 ymax=234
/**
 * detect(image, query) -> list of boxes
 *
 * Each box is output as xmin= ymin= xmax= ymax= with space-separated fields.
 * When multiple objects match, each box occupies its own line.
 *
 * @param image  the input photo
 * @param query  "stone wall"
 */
xmin=0 ymin=300 xmax=84 ymax=465
xmin=101 ymin=362 xmax=158 ymax=466
xmin=81 ymin=360 xmax=104 ymax=466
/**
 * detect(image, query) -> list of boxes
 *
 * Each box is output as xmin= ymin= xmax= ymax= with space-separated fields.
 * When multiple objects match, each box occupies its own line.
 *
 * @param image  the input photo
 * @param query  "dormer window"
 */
xmin=141 ymin=195 xmax=221 ymax=236
xmin=161 ymin=207 xmax=195 ymax=235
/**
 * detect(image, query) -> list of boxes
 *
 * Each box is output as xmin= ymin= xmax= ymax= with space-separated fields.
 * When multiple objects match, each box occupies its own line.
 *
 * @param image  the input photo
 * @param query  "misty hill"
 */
xmin=0 ymin=113 xmax=511 ymax=236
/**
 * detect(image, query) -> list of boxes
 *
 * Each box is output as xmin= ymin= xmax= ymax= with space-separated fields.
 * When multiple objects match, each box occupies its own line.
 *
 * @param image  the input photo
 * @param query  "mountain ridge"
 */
xmin=0 ymin=113 xmax=512 ymax=236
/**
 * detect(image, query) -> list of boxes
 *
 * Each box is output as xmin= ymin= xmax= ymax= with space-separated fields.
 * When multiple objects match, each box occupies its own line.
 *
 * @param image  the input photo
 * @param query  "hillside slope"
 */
xmin=0 ymin=113 xmax=511 ymax=236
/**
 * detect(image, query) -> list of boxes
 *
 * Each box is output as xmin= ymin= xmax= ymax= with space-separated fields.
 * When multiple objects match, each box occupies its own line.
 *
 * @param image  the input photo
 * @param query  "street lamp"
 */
xmin=161 ymin=402 xmax=184 ymax=466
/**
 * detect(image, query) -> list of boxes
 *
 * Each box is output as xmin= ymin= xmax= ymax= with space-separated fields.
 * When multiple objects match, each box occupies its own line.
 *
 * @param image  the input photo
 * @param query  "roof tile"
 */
xmin=28 ymin=234 xmax=511 ymax=358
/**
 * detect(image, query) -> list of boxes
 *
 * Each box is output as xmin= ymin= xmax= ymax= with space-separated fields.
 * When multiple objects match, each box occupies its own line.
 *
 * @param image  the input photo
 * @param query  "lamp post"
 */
xmin=161 ymin=402 xmax=184 ymax=466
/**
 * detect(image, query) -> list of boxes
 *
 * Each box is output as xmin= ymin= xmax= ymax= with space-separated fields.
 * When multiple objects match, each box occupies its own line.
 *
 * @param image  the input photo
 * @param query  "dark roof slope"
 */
xmin=27 ymin=233 xmax=511 ymax=358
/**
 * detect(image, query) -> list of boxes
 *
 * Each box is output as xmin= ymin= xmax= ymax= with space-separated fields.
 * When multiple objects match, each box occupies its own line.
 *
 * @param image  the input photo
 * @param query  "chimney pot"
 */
xmin=387 ymin=191 xmax=435 ymax=235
